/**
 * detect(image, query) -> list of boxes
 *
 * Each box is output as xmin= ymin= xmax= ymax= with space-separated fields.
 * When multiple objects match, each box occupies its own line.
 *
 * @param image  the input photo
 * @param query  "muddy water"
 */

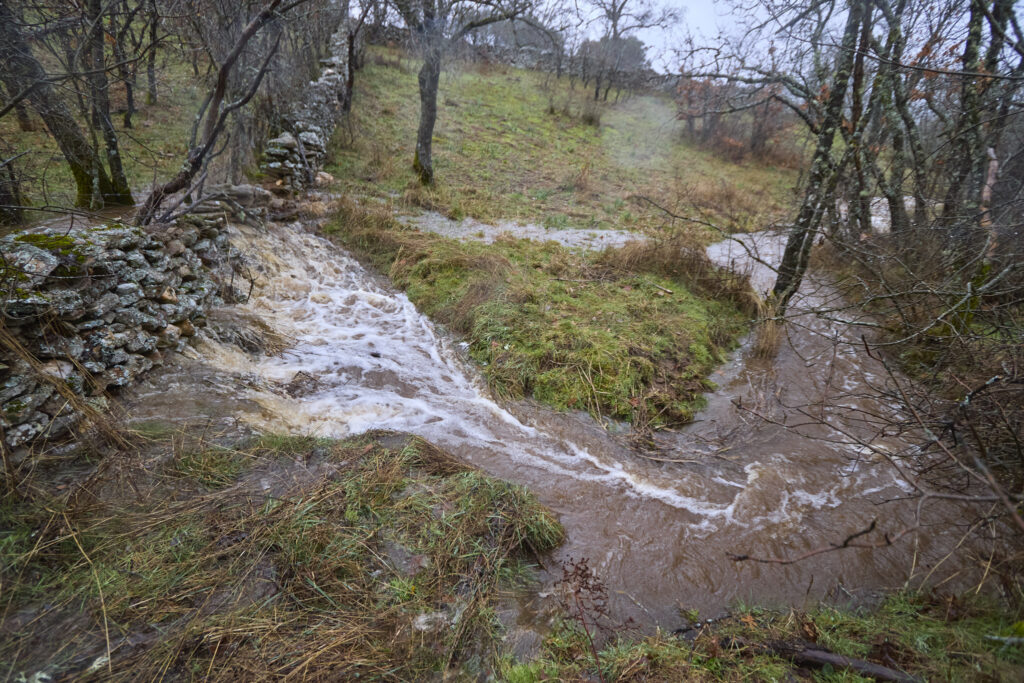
xmin=125 ymin=221 xmax=976 ymax=630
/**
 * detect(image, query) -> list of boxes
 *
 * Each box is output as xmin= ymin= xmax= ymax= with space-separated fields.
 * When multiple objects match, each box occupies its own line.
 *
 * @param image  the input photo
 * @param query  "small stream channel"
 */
xmin=124 ymin=217 xmax=979 ymax=631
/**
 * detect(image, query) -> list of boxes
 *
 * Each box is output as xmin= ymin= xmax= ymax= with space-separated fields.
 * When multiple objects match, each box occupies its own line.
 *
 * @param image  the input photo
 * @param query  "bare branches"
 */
xmin=135 ymin=0 xmax=303 ymax=225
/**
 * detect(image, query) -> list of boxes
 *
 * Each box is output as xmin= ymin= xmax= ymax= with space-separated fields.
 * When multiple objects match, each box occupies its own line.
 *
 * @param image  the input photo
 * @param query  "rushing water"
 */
xmin=124 ymin=219 xmax=979 ymax=630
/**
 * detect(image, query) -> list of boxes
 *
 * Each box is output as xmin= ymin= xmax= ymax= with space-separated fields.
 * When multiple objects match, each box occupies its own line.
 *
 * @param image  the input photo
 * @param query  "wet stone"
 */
xmin=3 ymin=293 xmax=55 ymax=318
xmin=0 ymin=369 xmax=34 ymax=403
xmin=3 ymin=244 xmax=60 ymax=286
xmin=76 ymin=318 xmax=105 ymax=332
xmin=90 ymin=292 xmax=121 ymax=317
xmin=157 ymin=324 xmax=182 ymax=349
xmin=36 ymin=335 xmax=86 ymax=360
xmin=114 ymin=307 xmax=148 ymax=327
xmin=115 ymin=282 xmax=143 ymax=303
xmin=140 ymin=268 xmax=169 ymax=286
xmin=165 ymin=239 xmax=186 ymax=257
xmin=125 ymin=251 xmax=148 ymax=269
xmin=124 ymin=330 xmax=158 ymax=354
xmin=5 ymin=414 xmax=47 ymax=447
xmin=3 ymin=385 xmax=55 ymax=425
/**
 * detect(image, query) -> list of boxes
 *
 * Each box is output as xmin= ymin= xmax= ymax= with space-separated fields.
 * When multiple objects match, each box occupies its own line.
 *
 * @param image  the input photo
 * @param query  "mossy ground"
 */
xmin=324 ymin=199 xmax=754 ymax=428
xmin=0 ymin=430 xmax=562 ymax=680
xmin=327 ymin=48 xmax=798 ymax=237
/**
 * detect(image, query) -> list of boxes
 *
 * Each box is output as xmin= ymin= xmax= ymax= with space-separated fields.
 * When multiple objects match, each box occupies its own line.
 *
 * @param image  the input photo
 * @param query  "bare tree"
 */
xmin=135 ymin=0 xmax=317 ymax=224
xmin=584 ymin=0 xmax=677 ymax=101
xmin=0 ymin=1 xmax=133 ymax=208
xmin=390 ymin=0 xmax=537 ymax=184
xmin=683 ymin=0 xmax=1024 ymax=565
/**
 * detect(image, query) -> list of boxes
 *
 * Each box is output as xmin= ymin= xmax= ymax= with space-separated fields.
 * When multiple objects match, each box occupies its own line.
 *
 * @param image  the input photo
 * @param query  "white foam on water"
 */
xmin=195 ymin=221 xmax=910 ymax=533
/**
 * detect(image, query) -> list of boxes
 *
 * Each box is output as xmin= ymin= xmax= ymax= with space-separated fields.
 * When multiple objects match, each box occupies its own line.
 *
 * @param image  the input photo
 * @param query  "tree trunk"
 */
xmin=344 ymin=28 xmax=357 ymax=112
xmin=109 ymin=11 xmax=136 ymax=129
xmin=147 ymin=0 xmax=158 ymax=104
xmin=942 ymin=0 xmax=985 ymax=223
xmin=1 ymin=80 xmax=35 ymax=131
xmin=849 ymin=9 xmax=873 ymax=236
xmin=0 ymin=2 xmax=110 ymax=207
xmin=0 ymin=156 xmax=25 ymax=225
xmin=414 ymin=43 xmax=441 ymax=185
xmin=85 ymin=0 xmax=133 ymax=205
xmin=772 ymin=0 xmax=868 ymax=313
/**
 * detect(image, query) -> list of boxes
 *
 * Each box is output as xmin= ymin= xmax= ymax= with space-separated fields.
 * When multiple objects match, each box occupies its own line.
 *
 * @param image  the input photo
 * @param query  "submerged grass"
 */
xmin=0 ymin=431 xmax=562 ymax=680
xmin=324 ymin=198 xmax=751 ymax=427
xmin=503 ymin=594 xmax=1024 ymax=682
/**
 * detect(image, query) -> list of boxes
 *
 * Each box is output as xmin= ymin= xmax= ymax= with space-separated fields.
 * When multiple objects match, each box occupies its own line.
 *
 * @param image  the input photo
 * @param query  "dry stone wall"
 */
xmin=0 ymin=213 xmax=244 ymax=452
xmin=261 ymin=27 xmax=354 ymax=189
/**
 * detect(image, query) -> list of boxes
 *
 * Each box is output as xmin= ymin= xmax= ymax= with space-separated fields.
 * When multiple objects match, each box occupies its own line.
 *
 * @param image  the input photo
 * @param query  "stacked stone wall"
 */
xmin=261 ymin=27 xmax=355 ymax=189
xmin=0 ymin=214 xmax=243 ymax=452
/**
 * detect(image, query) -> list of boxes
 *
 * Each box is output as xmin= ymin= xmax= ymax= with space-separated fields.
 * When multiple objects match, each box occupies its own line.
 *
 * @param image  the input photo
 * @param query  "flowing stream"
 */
xmin=124 ymin=219 xmax=977 ymax=630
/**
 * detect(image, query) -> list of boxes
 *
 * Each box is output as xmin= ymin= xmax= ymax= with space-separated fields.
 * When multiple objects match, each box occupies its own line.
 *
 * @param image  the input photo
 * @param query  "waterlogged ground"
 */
xmin=397 ymin=210 xmax=645 ymax=252
xmin=121 ymin=216 xmax=992 ymax=633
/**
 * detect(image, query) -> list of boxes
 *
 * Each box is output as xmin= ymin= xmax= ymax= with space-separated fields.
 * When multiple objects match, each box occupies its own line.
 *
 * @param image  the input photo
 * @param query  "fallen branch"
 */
xmin=728 ymin=521 xmax=918 ymax=565
xmin=645 ymin=280 xmax=674 ymax=295
xmin=724 ymin=637 xmax=922 ymax=682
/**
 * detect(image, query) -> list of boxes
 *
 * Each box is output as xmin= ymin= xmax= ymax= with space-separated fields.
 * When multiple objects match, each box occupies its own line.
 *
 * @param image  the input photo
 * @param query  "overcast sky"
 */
xmin=635 ymin=1 xmax=752 ymax=73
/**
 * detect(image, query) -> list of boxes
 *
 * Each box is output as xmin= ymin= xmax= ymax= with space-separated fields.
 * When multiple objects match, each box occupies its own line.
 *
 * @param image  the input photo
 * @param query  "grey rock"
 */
xmin=124 ymin=330 xmax=157 ymax=354
xmin=0 ymin=370 xmax=34 ymax=404
xmin=268 ymin=131 xmax=297 ymax=149
xmin=47 ymin=412 xmax=83 ymax=439
xmin=98 ymin=226 xmax=143 ymax=250
xmin=3 ymin=243 xmax=60 ymax=286
xmin=140 ymin=268 xmax=168 ymax=285
xmin=125 ymin=251 xmax=149 ymax=269
xmin=115 ymin=282 xmax=143 ymax=304
xmin=76 ymin=318 xmax=105 ymax=332
xmin=113 ymin=307 xmax=148 ymax=327
xmin=41 ymin=360 xmax=84 ymax=395
xmin=36 ymin=335 xmax=85 ymax=360
xmin=157 ymin=324 xmax=182 ymax=349
xmin=5 ymin=414 xmax=47 ymax=447
xmin=102 ymin=354 xmax=153 ymax=388
xmin=90 ymin=292 xmax=121 ymax=317
xmin=165 ymin=239 xmax=186 ymax=257
xmin=3 ymin=385 xmax=55 ymax=425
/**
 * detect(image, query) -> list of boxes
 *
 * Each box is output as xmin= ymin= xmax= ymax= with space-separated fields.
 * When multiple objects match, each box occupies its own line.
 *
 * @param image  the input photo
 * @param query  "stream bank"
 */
xmin=119 ymin=210 xmax=996 ymax=629
xmin=3 ymin=204 xmax=1019 ymax=680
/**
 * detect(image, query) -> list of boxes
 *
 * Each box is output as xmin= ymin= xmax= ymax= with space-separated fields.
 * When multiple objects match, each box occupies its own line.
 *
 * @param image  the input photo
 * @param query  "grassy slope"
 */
xmin=1 ymin=432 xmax=562 ymax=680
xmin=325 ymin=199 xmax=753 ymax=427
xmin=321 ymin=50 xmax=792 ymax=427
xmin=0 ymin=57 xmax=203 ymax=222
xmin=327 ymin=49 xmax=797 ymax=235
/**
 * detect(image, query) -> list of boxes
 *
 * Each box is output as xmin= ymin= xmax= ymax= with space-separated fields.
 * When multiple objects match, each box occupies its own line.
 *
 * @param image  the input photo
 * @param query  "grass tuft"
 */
xmin=325 ymin=200 xmax=750 ymax=428
xmin=1 ymin=431 xmax=562 ymax=681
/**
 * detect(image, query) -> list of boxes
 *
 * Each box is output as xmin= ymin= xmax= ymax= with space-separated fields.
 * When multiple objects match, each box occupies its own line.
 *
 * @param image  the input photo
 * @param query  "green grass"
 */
xmin=325 ymin=199 xmax=753 ymax=427
xmin=0 ymin=53 xmax=204 ymax=223
xmin=500 ymin=594 xmax=1024 ymax=682
xmin=328 ymin=48 xmax=798 ymax=237
xmin=0 ymin=431 xmax=563 ymax=680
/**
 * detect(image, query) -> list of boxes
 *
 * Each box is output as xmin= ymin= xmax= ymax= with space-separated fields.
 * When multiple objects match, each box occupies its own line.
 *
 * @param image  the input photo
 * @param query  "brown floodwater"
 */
xmin=123 ymin=221 xmax=992 ymax=632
